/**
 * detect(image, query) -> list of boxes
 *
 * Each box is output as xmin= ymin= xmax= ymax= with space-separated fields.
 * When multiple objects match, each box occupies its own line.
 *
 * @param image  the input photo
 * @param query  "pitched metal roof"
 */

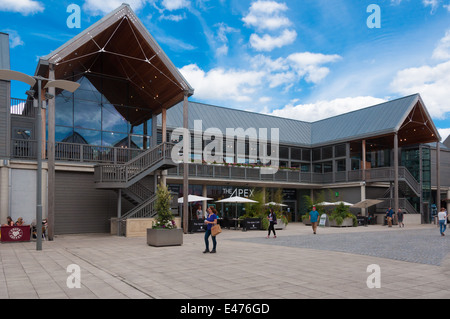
xmin=311 ymin=94 xmax=420 ymax=146
xmin=162 ymin=101 xmax=312 ymax=146
xmin=162 ymin=94 xmax=427 ymax=147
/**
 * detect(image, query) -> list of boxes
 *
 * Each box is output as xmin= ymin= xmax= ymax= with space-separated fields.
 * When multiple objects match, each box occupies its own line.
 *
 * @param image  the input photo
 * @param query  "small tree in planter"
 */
xmin=153 ymin=184 xmax=176 ymax=229
xmin=147 ymin=184 xmax=182 ymax=246
xmin=329 ymin=202 xmax=357 ymax=227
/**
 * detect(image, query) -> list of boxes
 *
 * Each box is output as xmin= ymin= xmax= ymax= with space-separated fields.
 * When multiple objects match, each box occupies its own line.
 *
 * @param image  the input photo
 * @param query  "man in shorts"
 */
xmin=309 ymin=206 xmax=319 ymax=234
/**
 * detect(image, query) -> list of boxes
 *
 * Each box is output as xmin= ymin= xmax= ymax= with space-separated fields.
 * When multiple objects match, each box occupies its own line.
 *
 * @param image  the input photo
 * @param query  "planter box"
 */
xmin=302 ymin=219 xmax=311 ymax=226
xmin=275 ymin=219 xmax=287 ymax=230
xmin=329 ymin=217 xmax=354 ymax=227
xmin=147 ymin=228 xmax=183 ymax=247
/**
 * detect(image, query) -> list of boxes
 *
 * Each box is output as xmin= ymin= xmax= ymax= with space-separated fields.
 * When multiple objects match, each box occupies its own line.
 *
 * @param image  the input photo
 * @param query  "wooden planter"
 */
xmin=147 ymin=228 xmax=183 ymax=247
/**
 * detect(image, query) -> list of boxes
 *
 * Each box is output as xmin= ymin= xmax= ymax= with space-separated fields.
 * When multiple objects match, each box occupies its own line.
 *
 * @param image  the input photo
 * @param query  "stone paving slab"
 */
xmin=0 ymin=223 xmax=449 ymax=299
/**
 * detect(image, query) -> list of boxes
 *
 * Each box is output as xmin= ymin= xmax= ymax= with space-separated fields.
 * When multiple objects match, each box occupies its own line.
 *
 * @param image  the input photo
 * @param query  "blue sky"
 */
xmin=1 ymin=0 xmax=450 ymax=140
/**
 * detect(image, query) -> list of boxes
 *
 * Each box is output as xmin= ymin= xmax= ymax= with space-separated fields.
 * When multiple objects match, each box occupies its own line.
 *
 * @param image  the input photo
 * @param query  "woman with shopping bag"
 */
xmin=204 ymin=207 xmax=220 ymax=254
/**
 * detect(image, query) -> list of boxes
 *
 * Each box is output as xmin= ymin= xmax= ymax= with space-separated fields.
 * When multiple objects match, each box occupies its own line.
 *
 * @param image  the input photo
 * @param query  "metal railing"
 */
xmin=377 ymin=198 xmax=420 ymax=214
xmin=168 ymin=164 xmax=421 ymax=188
xmin=119 ymin=194 xmax=158 ymax=220
xmin=10 ymin=139 xmax=145 ymax=164
xmin=10 ymin=98 xmax=35 ymax=118
xmin=94 ymin=142 xmax=174 ymax=184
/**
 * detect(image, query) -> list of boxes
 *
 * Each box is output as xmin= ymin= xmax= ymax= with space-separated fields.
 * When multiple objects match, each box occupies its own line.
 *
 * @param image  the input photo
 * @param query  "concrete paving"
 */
xmin=0 ymin=223 xmax=449 ymax=299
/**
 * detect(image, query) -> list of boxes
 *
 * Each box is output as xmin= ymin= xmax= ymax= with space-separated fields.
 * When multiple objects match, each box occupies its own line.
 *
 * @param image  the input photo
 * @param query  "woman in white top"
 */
xmin=438 ymin=208 xmax=448 ymax=236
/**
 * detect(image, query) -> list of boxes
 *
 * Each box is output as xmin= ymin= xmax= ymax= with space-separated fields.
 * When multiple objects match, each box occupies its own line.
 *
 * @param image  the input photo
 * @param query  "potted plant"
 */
xmin=147 ymin=184 xmax=183 ymax=247
xmin=328 ymin=202 xmax=357 ymax=227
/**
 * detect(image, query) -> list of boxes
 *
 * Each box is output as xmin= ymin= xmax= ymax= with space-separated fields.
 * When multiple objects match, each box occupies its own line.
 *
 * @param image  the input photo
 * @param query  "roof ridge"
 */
xmin=310 ymin=93 xmax=419 ymax=124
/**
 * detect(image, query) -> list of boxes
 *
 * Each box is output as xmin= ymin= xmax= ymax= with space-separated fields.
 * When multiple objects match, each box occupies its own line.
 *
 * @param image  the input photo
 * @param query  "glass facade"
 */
xmin=52 ymin=76 xmax=152 ymax=149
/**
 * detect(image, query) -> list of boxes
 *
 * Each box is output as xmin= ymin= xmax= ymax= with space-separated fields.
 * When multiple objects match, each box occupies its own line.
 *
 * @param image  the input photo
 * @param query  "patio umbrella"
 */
xmin=178 ymin=194 xmax=213 ymax=204
xmin=216 ymin=196 xmax=258 ymax=219
xmin=352 ymin=199 xmax=384 ymax=208
xmin=333 ymin=201 xmax=354 ymax=206
xmin=315 ymin=201 xmax=334 ymax=206
xmin=264 ymin=202 xmax=288 ymax=207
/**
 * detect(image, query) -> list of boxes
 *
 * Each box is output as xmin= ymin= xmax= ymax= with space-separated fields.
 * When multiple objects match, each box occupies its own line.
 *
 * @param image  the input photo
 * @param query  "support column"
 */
xmin=117 ymin=189 xmax=122 ymax=236
xmin=0 ymin=160 xmax=9 ymax=224
xmin=47 ymin=63 xmax=56 ymax=240
xmin=151 ymin=113 xmax=157 ymax=148
xmin=161 ymin=108 xmax=167 ymax=186
xmin=436 ymin=141 xmax=441 ymax=214
xmin=202 ymin=184 xmax=207 ymax=217
xmin=362 ymin=139 xmax=366 ymax=181
xmin=361 ymin=181 xmax=366 ymax=216
xmin=182 ymin=93 xmax=189 ymax=234
xmin=394 ymin=133 xmax=399 ymax=214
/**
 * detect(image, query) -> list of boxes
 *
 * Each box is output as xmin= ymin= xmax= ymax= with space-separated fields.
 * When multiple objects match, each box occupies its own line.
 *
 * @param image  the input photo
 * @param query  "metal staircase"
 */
xmin=93 ymin=142 xmax=176 ymax=189
xmin=94 ymin=142 xmax=177 ymax=235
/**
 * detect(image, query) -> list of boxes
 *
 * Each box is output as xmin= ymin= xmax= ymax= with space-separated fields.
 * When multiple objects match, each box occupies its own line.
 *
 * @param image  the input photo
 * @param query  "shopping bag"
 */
xmin=211 ymin=224 xmax=222 ymax=236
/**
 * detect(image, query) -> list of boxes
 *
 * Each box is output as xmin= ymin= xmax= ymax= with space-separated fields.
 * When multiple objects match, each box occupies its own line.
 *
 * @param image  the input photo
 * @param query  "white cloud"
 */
xmin=267 ymin=96 xmax=386 ymax=122
xmin=432 ymin=30 xmax=450 ymax=61
xmin=83 ymin=0 xmax=148 ymax=15
xmin=161 ymin=0 xmax=190 ymax=11
xmin=214 ymin=23 xmax=239 ymax=57
xmin=287 ymin=52 xmax=342 ymax=83
xmin=2 ymin=30 xmax=24 ymax=48
xmin=439 ymin=128 xmax=450 ymax=141
xmin=179 ymin=50 xmax=342 ymax=105
xmin=249 ymin=29 xmax=297 ymax=52
xmin=244 ymin=0 xmax=296 ymax=52
xmin=242 ymin=0 xmax=291 ymax=31
xmin=422 ymin=0 xmax=441 ymax=13
xmin=0 ymin=0 xmax=44 ymax=15
xmin=390 ymin=60 xmax=450 ymax=119
xmin=179 ymin=64 xmax=265 ymax=102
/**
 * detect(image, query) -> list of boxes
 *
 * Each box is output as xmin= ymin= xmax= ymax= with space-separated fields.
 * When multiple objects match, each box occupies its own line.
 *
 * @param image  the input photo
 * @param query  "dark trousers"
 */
xmin=204 ymin=229 xmax=217 ymax=251
xmin=268 ymin=222 xmax=276 ymax=236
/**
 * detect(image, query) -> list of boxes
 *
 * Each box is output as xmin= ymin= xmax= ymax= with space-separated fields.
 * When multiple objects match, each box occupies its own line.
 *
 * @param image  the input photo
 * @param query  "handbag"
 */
xmin=211 ymin=224 xmax=222 ymax=236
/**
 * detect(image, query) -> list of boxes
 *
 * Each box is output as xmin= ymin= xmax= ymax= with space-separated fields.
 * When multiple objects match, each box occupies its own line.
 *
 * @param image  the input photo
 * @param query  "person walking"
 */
xmin=309 ymin=206 xmax=319 ymax=234
xmin=438 ymin=207 xmax=448 ymax=236
xmin=386 ymin=207 xmax=394 ymax=227
xmin=203 ymin=207 xmax=218 ymax=253
xmin=267 ymin=208 xmax=277 ymax=238
xmin=397 ymin=208 xmax=404 ymax=228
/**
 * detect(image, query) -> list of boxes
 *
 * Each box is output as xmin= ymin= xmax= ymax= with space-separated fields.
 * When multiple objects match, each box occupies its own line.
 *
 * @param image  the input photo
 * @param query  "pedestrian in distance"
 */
xmin=438 ymin=207 xmax=447 ymax=236
xmin=267 ymin=208 xmax=277 ymax=238
xmin=309 ymin=206 xmax=319 ymax=234
xmin=397 ymin=208 xmax=404 ymax=228
xmin=386 ymin=207 xmax=394 ymax=227
xmin=203 ymin=206 xmax=218 ymax=253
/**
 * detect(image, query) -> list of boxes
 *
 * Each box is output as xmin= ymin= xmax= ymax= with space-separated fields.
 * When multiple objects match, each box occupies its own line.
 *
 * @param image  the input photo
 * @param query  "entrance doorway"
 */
xmin=283 ymin=200 xmax=298 ymax=222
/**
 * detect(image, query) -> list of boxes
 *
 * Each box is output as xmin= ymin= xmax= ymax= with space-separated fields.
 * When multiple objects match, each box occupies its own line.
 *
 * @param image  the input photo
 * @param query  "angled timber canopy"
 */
xmin=35 ymin=3 xmax=194 ymax=124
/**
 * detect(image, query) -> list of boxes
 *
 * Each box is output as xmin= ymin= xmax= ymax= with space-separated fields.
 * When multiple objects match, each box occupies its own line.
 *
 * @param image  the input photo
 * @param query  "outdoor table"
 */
xmin=1 ymin=225 xmax=31 ymax=242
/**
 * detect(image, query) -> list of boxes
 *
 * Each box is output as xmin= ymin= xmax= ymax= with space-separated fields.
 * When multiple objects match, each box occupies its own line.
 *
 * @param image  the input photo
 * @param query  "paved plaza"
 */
xmin=0 ymin=223 xmax=449 ymax=299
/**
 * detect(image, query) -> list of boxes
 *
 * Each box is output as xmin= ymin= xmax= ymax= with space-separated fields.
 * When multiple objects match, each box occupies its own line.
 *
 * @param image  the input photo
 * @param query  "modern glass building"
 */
xmin=0 ymin=4 xmax=449 ymax=236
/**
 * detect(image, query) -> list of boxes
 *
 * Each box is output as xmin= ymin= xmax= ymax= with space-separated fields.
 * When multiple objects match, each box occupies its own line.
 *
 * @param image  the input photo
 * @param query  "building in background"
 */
xmin=0 ymin=5 xmax=449 ymax=236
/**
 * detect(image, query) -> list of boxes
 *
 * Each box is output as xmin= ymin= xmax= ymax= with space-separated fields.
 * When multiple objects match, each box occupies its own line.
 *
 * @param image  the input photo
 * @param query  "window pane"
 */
xmin=102 ymin=103 xmax=128 ymax=133
xmin=74 ymin=100 xmax=101 ymax=130
xmin=55 ymin=94 xmax=73 ymax=126
xmin=102 ymin=131 xmax=128 ymax=147
xmin=75 ymin=129 xmax=102 ymax=146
